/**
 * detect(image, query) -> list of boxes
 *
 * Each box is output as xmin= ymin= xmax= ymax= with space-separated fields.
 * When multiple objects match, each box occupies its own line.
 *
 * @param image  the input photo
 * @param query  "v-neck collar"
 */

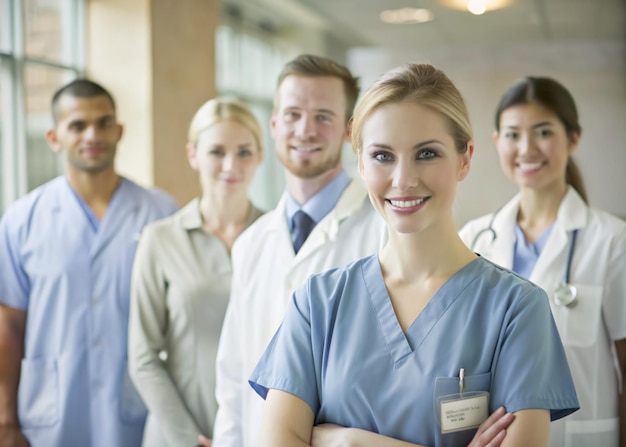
xmin=362 ymin=255 xmax=485 ymax=365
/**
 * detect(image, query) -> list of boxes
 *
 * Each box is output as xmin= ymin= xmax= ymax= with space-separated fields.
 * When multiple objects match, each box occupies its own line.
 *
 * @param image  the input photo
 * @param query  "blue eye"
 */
xmin=417 ymin=149 xmax=437 ymax=160
xmin=373 ymin=152 xmax=394 ymax=162
xmin=209 ymin=149 xmax=225 ymax=157
xmin=316 ymin=114 xmax=331 ymax=123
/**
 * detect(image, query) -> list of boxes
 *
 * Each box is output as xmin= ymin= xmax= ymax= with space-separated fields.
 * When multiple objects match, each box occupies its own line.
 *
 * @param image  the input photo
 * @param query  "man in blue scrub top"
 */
xmin=0 ymin=79 xmax=178 ymax=447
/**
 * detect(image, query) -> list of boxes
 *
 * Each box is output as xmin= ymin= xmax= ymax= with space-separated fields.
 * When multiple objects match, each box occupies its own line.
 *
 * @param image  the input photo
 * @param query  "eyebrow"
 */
xmin=503 ymin=121 xmax=554 ymax=129
xmin=366 ymin=139 xmax=444 ymax=150
xmin=283 ymin=106 xmax=337 ymax=116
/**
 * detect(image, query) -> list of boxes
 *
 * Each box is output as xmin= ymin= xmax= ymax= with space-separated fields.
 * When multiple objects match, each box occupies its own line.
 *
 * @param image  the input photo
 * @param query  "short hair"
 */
xmin=351 ymin=63 xmax=472 ymax=155
xmin=274 ymin=54 xmax=360 ymax=123
xmin=51 ymin=78 xmax=116 ymax=123
xmin=494 ymin=76 xmax=588 ymax=203
xmin=187 ymin=97 xmax=264 ymax=153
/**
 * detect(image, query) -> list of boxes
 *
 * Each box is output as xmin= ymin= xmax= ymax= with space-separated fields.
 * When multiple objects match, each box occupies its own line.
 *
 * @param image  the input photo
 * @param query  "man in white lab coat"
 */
xmin=210 ymin=54 xmax=386 ymax=447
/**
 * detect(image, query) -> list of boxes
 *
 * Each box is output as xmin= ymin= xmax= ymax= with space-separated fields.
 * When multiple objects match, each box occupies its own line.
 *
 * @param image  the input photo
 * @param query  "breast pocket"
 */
xmin=559 ymin=284 xmax=603 ymax=348
xmin=433 ymin=372 xmax=492 ymax=447
xmin=18 ymin=358 xmax=60 ymax=428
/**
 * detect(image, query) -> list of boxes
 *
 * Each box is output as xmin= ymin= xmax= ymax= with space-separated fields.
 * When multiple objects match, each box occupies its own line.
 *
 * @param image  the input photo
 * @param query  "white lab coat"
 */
xmin=213 ymin=178 xmax=387 ymax=447
xmin=459 ymin=187 xmax=626 ymax=447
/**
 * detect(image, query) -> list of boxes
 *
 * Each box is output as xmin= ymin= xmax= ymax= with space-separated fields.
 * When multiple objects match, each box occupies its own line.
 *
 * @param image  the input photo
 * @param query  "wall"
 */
xmin=348 ymin=39 xmax=626 ymax=225
xmin=88 ymin=0 xmax=219 ymax=205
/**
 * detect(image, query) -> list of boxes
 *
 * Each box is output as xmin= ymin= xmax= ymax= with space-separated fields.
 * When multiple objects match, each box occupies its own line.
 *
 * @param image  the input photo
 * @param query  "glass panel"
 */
xmin=24 ymin=62 xmax=74 ymax=190
xmin=0 ymin=60 xmax=4 ymax=214
xmin=24 ymin=0 xmax=76 ymax=64
xmin=0 ymin=0 xmax=12 ymax=53
xmin=0 ymin=56 xmax=15 ymax=215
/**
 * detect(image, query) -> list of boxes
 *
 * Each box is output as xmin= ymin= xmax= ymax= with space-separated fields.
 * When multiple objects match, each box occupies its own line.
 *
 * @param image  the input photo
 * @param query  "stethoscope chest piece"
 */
xmin=553 ymin=283 xmax=577 ymax=307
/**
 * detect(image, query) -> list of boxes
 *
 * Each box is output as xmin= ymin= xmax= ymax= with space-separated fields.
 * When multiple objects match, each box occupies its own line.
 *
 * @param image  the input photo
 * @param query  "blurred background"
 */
xmin=1 ymin=0 xmax=624 ymax=224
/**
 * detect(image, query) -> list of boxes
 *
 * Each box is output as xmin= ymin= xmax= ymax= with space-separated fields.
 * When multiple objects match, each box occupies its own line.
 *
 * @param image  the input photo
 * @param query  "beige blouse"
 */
xmin=128 ymin=198 xmax=263 ymax=447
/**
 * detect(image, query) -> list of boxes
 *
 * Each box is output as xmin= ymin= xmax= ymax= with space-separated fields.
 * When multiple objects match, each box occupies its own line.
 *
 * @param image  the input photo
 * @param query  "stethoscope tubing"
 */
xmin=470 ymin=208 xmax=579 ymax=306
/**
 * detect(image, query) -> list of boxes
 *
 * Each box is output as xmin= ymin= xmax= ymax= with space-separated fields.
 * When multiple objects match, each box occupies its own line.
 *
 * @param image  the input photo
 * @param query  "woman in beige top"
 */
xmin=128 ymin=98 xmax=264 ymax=447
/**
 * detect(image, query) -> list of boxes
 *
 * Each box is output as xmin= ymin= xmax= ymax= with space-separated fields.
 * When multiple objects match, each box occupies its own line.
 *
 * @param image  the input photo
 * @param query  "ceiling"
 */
xmin=222 ymin=0 xmax=626 ymax=50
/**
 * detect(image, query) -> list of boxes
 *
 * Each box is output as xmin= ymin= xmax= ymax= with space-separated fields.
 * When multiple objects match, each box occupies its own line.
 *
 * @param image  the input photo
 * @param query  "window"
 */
xmin=0 ymin=0 xmax=85 ymax=214
xmin=216 ymin=23 xmax=290 ymax=211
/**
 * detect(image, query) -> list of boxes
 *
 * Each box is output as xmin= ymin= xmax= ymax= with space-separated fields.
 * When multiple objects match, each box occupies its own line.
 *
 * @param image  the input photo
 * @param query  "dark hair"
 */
xmin=495 ymin=76 xmax=588 ymax=203
xmin=51 ymin=78 xmax=116 ymax=123
xmin=275 ymin=54 xmax=360 ymax=123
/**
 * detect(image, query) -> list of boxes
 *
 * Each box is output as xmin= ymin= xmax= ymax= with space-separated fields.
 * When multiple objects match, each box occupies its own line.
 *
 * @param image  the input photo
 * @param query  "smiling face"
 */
xmin=495 ymin=102 xmax=578 ymax=194
xmin=359 ymin=101 xmax=472 ymax=235
xmin=271 ymin=75 xmax=349 ymax=179
xmin=187 ymin=119 xmax=262 ymax=197
xmin=46 ymin=94 xmax=123 ymax=175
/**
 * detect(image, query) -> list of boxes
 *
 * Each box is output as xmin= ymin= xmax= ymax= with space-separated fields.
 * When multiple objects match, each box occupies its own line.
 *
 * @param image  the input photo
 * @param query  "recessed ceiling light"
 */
xmin=440 ymin=0 xmax=512 ymax=13
xmin=467 ymin=0 xmax=487 ymax=15
xmin=380 ymin=8 xmax=434 ymax=24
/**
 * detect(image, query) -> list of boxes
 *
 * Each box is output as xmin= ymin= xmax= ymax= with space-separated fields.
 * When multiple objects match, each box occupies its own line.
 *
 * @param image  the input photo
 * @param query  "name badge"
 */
xmin=439 ymin=392 xmax=489 ymax=434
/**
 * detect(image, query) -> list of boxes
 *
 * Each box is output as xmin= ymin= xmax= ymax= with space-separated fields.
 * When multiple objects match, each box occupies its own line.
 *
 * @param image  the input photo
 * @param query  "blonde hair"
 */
xmin=188 ymin=98 xmax=263 ymax=152
xmin=351 ymin=63 xmax=472 ymax=154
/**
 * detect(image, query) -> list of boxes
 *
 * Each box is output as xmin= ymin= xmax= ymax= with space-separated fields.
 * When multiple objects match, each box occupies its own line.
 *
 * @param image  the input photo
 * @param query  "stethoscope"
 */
xmin=470 ymin=209 xmax=579 ymax=307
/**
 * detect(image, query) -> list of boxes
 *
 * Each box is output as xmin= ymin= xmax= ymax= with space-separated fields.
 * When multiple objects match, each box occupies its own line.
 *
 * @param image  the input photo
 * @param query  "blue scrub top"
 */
xmin=0 ymin=176 xmax=178 ymax=447
xmin=250 ymin=255 xmax=579 ymax=447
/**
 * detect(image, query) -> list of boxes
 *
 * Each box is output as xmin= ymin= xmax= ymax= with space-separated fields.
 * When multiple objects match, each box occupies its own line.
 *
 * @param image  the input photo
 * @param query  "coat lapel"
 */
xmin=530 ymin=187 xmax=588 ymax=290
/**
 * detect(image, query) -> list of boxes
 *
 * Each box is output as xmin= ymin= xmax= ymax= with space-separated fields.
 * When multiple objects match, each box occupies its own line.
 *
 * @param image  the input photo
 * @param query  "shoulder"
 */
xmin=232 ymin=207 xmax=278 ymax=252
xmin=585 ymin=207 xmax=626 ymax=236
xmin=301 ymin=255 xmax=376 ymax=302
xmin=122 ymin=178 xmax=179 ymax=214
xmin=470 ymin=257 xmax=549 ymax=306
xmin=0 ymin=177 xmax=63 ymax=234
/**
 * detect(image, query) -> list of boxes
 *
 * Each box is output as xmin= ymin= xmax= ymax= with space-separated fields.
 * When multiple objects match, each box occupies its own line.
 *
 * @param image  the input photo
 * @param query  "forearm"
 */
xmin=313 ymin=426 xmax=426 ymax=447
xmin=619 ymin=382 xmax=626 ymax=447
xmin=0 ymin=306 xmax=25 ymax=426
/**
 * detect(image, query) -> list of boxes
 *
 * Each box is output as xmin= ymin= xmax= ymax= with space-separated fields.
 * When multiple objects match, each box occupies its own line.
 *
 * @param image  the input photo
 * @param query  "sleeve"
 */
xmin=248 ymin=281 xmax=320 ymax=415
xmin=212 ymin=244 xmax=248 ymax=447
xmin=0 ymin=209 xmax=30 ymax=310
xmin=491 ymin=286 xmax=580 ymax=421
xmin=127 ymin=224 xmax=203 ymax=445
xmin=602 ymin=225 xmax=626 ymax=341
xmin=146 ymin=187 xmax=180 ymax=217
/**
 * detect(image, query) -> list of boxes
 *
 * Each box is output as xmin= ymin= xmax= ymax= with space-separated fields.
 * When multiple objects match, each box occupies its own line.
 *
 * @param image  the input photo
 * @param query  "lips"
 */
xmin=385 ymin=196 xmax=430 ymax=213
xmin=291 ymin=145 xmax=321 ymax=153
xmin=81 ymin=147 xmax=105 ymax=157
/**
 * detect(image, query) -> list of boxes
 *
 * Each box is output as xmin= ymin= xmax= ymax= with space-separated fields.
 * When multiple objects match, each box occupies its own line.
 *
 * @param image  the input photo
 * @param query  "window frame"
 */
xmin=0 ymin=0 xmax=86 ymax=214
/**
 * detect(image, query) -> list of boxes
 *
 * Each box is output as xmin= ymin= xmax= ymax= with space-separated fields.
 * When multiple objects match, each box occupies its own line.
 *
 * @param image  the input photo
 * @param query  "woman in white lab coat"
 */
xmin=128 ymin=98 xmax=264 ymax=446
xmin=459 ymin=77 xmax=626 ymax=447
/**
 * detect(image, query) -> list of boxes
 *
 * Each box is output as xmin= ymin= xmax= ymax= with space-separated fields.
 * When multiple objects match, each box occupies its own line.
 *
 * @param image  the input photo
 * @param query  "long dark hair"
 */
xmin=495 ymin=77 xmax=589 ymax=204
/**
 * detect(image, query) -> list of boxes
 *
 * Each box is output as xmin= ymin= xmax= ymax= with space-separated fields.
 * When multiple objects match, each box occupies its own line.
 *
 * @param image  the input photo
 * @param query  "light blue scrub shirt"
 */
xmin=250 ymin=255 xmax=579 ymax=447
xmin=512 ymin=223 xmax=554 ymax=278
xmin=0 ymin=176 xmax=178 ymax=447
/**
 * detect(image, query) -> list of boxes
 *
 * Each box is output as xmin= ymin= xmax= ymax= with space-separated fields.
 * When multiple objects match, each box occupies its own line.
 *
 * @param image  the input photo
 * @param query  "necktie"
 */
xmin=292 ymin=210 xmax=316 ymax=254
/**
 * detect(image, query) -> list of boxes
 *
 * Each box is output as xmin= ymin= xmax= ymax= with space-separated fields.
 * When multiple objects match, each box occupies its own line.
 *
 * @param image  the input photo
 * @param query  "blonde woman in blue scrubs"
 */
xmin=249 ymin=64 xmax=579 ymax=447
xmin=128 ymin=98 xmax=264 ymax=447
xmin=460 ymin=77 xmax=626 ymax=447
